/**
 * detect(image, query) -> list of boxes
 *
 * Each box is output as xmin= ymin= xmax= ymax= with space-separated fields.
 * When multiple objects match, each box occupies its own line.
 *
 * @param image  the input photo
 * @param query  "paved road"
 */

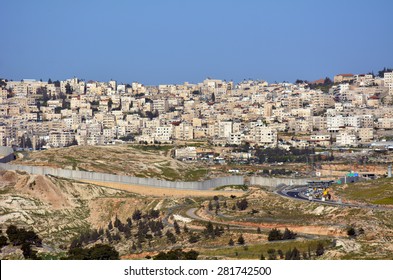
xmin=276 ymin=185 xmax=392 ymax=211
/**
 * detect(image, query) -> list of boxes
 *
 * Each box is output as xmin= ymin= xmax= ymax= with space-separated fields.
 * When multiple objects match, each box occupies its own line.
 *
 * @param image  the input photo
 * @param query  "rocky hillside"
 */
xmin=0 ymin=170 xmax=154 ymax=249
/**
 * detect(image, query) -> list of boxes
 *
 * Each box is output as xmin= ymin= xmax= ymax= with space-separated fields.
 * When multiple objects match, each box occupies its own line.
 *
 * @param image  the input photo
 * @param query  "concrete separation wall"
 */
xmin=0 ymin=147 xmax=15 ymax=163
xmin=0 ymin=163 xmax=244 ymax=190
xmin=249 ymin=176 xmax=311 ymax=190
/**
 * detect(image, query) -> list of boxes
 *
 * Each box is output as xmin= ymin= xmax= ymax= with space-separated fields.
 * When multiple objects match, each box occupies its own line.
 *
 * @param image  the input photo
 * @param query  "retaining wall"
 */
xmin=0 ymin=163 xmax=244 ymax=190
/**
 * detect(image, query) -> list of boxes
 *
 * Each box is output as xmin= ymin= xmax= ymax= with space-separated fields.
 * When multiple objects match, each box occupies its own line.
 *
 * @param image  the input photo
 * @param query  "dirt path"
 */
xmin=186 ymin=207 xmax=346 ymax=237
xmin=81 ymin=180 xmax=246 ymax=198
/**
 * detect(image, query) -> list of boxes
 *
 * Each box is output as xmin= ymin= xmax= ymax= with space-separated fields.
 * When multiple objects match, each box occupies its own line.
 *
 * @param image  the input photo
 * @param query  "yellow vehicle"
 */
xmin=322 ymin=188 xmax=331 ymax=200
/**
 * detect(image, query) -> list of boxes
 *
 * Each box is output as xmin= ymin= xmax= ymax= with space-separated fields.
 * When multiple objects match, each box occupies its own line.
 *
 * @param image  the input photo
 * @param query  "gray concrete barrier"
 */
xmin=0 ymin=162 xmax=244 ymax=190
xmin=249 ymin=176 xmax=311 ymax=190
xmin=0 ymin=147 xmax=15 ymax=163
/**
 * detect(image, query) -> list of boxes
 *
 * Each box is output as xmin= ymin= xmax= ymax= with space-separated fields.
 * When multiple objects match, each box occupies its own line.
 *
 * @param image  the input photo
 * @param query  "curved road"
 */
xmin=276 ymin=185 xmax=392 ymax=211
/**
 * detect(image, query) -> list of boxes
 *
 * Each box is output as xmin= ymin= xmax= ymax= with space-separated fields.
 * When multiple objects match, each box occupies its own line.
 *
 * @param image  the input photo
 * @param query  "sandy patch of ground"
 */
xmin=195 ymin=208 xmax=346 ymax=237
xmin=81 ymin=180 xmax=246 ymax=198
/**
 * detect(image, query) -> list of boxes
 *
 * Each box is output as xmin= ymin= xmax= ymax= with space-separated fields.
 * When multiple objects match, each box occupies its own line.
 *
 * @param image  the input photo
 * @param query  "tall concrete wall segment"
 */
xmin=0 ymin=147 xmax=15 ymax=163
xmin=249 ymin=176 xmax=311 ymax=190
xmin=0 ymin=163 xmax=244 ymax=190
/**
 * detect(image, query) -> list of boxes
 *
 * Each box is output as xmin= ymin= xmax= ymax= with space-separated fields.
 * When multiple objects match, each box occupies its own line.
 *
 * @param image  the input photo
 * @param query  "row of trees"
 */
xmin=208 ymin=197 xmax=249 ymax=214
xmin=153 ymin=249 xmax=199 ymax=260
xmin=267 ymin=228 xmax=297 ymax=241
xmin=261 ymin=243 xmax=325 ymax=260
xmin=255 ymin=147 xmax=333 ymax=163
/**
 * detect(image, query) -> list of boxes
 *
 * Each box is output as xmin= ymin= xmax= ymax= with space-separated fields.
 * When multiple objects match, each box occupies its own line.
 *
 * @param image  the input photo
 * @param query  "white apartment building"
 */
xmin=218 ymin=121 xmax=232 ymax=138
xmin=309 ymin=134 xmax=331 ymax=147
xmin=377 ymin=118 xmax=393 ymax=129
xmin=344 ymin=116 xmax=360 ymax=128
xmin=228 ymin=132 xmax=244 ymax=145
xmin=327 ymin=115 xmax=344 ymax=132
xmin=174 ymin=123 xmax=194 ymax=140
xmin=153 ymin=126 xmax=173 ymax=143
xmin=48 ymin=131 xmax=75 ymax=147
xmin=336 ymin=131 xmax=357 ymax=147
xmin=253 ymin=125 xmax=277 ymax=147
xmin=384 ymin=72 xmax=393 ymax=93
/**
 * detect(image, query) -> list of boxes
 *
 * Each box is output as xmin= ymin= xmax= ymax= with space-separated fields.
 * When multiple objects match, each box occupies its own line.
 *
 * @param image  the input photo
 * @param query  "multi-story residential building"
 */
xmin=358 ymin=128 xmax=374 ymax=144
xmin=384 ymin=71 xmax=393 ymax=93
xmin=327 ymin=115 xmax=344 ymax=132
xmin=336 ymin=131 xmax=357 ymax=147
xmin=153 ymin=126 xmax=173 ymax=143
xmin=174 ymin=122 xmax=194 ymax=140
xmin=309 ymin=134 xmax=331 ymax=147
xmin=253 ymin=125 xmax=277 ymax=147
xmin=218 ymin=121 xmax=232 ymax=138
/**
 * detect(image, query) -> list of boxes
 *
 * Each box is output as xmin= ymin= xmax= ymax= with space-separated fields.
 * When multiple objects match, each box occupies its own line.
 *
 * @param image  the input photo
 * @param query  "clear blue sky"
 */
xmin=1 ymin=0 xmax=392 ymax=85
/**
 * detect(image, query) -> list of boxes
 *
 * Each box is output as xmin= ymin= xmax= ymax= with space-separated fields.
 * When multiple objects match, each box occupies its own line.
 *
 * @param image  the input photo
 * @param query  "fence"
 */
xmin=0 ymin=162 xmax=244 ymax=190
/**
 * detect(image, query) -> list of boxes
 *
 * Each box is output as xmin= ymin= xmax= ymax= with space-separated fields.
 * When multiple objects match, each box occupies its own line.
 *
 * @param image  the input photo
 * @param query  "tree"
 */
xmin=21 ymin=243 xmax=40 ymax=259
xmin=6 ymin=225 xmax=41 ymax=246
xmin=267 ymin=248 xmax=277 ymax=260
xmin=237 ymin=234 xmax=245 ymax=245
xmin=188 ymin=233 xmax=200 ymax=243
xmin=183 ymin=224 xmax=189 ymax=233
xmin=173 ymin=220 xmax=181 ymax=235
xmin=132 ymin=209 xmax=142 ymax=220
xmin=148 ymin=209 xmax=160 ymax=219
xmin=228 ymin=238 xmax=234 ymax=246
xmin=267 ymin=228 xmax=283 ymax=241
xmin=282 ymin=228 xmax=296 ymax=240
xmin=126 ymin=217 xmax=132 ymax=228
xmin=291 ymin=247 xmax=301 ymax=260
xmin=48 ymin=78 xmax=53 ymax=84
xmin=236 ymin=198 xmax=248 ymax=211
xmin=214 ymin=225 xmax=224 ymax=237
xmin=153 ymin=249 xmax=199 ymax=260
xmin=114 ymin=215 xmax=122 ymax=229
xmin=67 ymin=244 xmax=119 ymax=260
xmin=65 ymin=83 xmax=72 ymax=94
xmin=204 ymin=221 xmax=215 ymax=238
xmin=315 ymin=242 xmax=325 ymax=256
xmin=0 ymin=235 xmax=8 ymax=248
xmin=347 ymin=227 xmax=356 ymax=237
xmin=257 ymin=227 xmax=262 ymax=234
xmin=165 ymin=230 xmax=176 ymax=244
xmin=378 ymin=67 xmax=393 ymax=78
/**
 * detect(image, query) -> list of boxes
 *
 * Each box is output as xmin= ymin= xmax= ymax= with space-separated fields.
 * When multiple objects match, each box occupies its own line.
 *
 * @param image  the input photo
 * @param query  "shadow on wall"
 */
xmin=0 ymin=147 xmax=15 ymax=163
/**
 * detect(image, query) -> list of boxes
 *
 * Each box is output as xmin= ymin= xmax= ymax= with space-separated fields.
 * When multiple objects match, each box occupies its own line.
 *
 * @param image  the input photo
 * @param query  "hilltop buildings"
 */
xmin=1 ymin=71 xmax=393 ymax=153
